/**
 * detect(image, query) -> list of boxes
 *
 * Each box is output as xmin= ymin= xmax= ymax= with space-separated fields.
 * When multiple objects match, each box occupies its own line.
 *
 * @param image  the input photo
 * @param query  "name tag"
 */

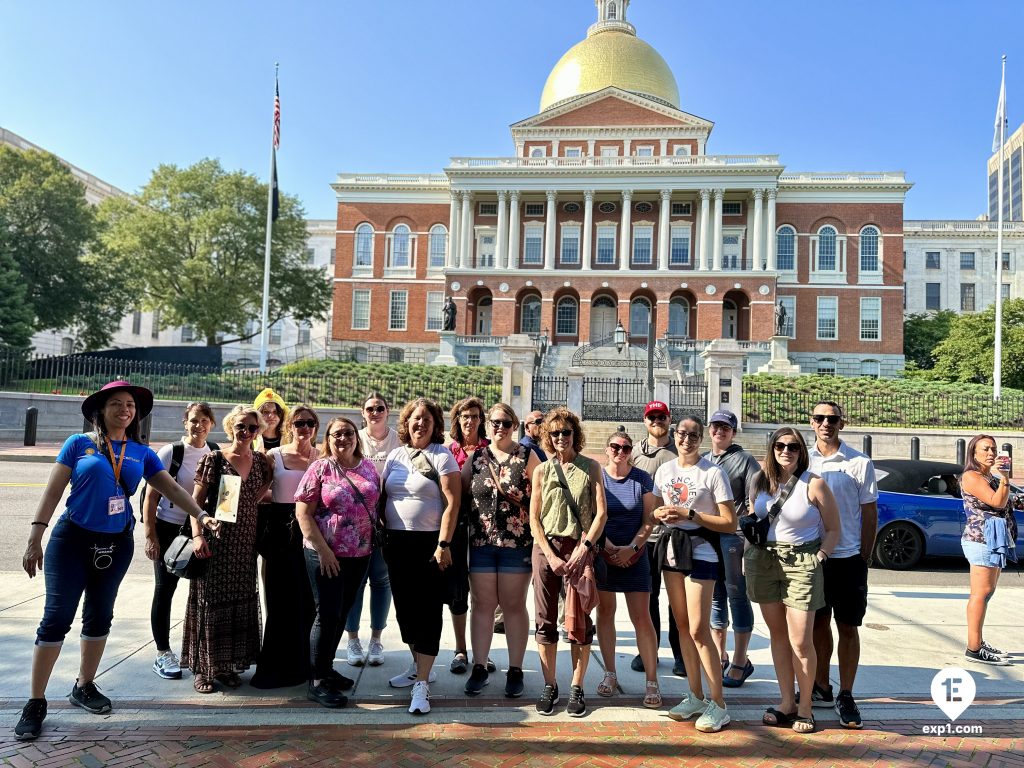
xmin=108 ymin=496 xmax=126 ymax=516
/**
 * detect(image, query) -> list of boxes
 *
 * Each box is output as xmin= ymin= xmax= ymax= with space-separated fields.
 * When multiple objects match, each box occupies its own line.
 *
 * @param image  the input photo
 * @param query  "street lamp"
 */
xmin=614 ymin=320 xmax=627 ymax=353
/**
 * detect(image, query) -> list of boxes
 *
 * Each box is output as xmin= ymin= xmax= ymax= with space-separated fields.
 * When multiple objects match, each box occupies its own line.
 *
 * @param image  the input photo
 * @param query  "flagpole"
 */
xmin=994 ymin=55 xmax=1006 ymax=401
xmin=259 ymin=64 xmax=279 ymax=374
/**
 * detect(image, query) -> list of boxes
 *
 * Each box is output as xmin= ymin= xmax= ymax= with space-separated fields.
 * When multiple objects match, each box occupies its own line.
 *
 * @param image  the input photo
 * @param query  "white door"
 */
xmin=476 ymin=297 xmax=492 ymax=336
xmin=590 ymin=297 xmax=617 ymax=342
xmin=477 ymin=234 xmax=496 ymax=268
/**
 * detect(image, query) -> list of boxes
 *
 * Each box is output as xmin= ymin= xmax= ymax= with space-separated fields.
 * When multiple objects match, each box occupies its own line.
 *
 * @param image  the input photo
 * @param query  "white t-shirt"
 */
xmin=269 ymin=448 xmax=309 ymax=503
xmin=154 ymin=439 xmax=212 ymax=525
xmin=360 ymin=427 xmax=401 ymax=478
xmin=381 ymin=444 xmax=459 ymax=532
xmin=808 ymin=441 xmax=878 ymax=558
xmin=653 ymin=456 xmax=734 ymax=562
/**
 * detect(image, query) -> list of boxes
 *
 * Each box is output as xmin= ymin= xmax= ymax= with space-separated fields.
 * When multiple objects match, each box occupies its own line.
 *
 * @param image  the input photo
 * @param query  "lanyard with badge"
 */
xmin=105 ymin=439 xmax=128 ymax=518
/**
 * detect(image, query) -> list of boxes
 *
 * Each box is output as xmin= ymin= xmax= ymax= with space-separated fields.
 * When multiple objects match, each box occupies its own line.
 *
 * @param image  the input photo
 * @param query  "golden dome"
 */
xmin=539 ymin=27 xmax=680 ymax=112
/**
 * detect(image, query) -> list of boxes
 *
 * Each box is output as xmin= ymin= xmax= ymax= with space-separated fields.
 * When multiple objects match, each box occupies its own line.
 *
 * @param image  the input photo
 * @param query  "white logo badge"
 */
xmin=930 ymin=667 xmax=975 ymax=722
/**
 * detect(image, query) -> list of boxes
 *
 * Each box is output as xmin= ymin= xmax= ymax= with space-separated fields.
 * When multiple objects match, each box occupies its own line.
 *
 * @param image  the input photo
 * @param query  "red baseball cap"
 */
xmin=643 ymin=401 xmax=670 ymax=418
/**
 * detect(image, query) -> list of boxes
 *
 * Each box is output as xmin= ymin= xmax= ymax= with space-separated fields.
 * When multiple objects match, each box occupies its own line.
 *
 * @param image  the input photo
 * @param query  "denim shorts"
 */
xmin=469 ymin=543 xmax=533 ymax=574
xmin=663 ymin=557 xmax=718 ymax=581
xmin=962 ymin=539 xmax=1005 ymax=569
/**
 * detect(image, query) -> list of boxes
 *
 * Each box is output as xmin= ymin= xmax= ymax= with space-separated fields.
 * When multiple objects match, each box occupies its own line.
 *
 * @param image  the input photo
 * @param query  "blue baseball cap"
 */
xmin=709 ymin=410 xmax=738 ymax=430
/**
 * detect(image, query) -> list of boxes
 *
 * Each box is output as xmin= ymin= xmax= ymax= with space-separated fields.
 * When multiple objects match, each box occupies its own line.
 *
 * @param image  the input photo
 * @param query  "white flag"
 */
xmin=993 ymin=69 xmax=1007 ymax=153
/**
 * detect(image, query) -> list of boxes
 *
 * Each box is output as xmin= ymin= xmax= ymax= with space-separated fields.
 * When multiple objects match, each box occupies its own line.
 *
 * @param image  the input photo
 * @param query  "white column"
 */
xmin=659 ymin=139 xmax=668 ymax=156
xmin=712 ymin=189 xmax=724 ymax=271
xmin=582 ymin=190 xmax=594 ymax=270
xmin=619 ymin=189 xmax=633 ymax=269
xmin=698 ymin=189 xmax=711 ymax=271
xmin=449 ymin=191 xmax=460 ymax=267
xmin=658 ymin=189 xmax=672 ymax=271
xmin=495 ymin=190 xmax=509 ymax=269
xmin=544 ymin=190 xmax=557 ymax=270
xmin=752 ymin=188 xmax=764 ymax=272
xmin=460 ymin=192 xmax=473 ymax=269
xmin=507 ymin=191 xmax=521 ymax=269
xmin=766 ymin=188 xmax=777 ymax=270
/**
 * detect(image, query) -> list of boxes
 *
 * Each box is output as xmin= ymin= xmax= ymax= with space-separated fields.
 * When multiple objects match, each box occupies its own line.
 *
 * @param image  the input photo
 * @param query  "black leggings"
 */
xmin=304 ymin=549 xmax=370 ymax=679
xmin=151 ymin=518 xmax=184 ymax=651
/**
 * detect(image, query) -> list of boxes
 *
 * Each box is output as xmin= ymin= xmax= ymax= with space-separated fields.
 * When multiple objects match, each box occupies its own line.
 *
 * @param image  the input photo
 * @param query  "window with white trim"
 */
xmin=859 ymin=297 xmax=881 ymax=341
xmin=426 ymin=291 xmax=444 ymax=330
xmin=1002 ymin=283 xmax=1011 ymax=301
xmin=355 ymin=223 xmax=374 ymax=268
xmin=298 ymin=321 xmax=311 ymax=345
xmin=817 ymin=226 xmax=838 ymax=271
xmin=132 ymin=310 xmax=142 ymax=335
xmin=669 ymin=225 xmax=690 ymax=265
xmin=388 ymin=291 xmax=408 ymax=331
xmin=555 ymin=297 xmax=578 ymax=335
xmin=352 ymin=290 xmax=370 ymax=330
xmin=722 ymin=202 xmax=742 ymax=216
xmin=478 ymin=202 xmax=497 ymax=216
xmin=529 ymin=147 xmax=545 ymax=158
xmin=860 ymin=360 xmax=880 ymax=378
xmin=524 ymin=203 xmax=544 ymax=216
xmin=630 ymin=297 xmax=651 ymax=335
xmin=304 ymin=248 xmax=315 ymax=265
xmin=467 ymin=351 xmax=481 ymax=366
xmin=859 ymin=226 xmax=879 ymax=273
xmin=961 ymin=284 xmax=976 ymax=311
xmin=776 ymin=226 xmax=796 ymax=270
xmin=816 ymin=296 xmax=838 ymax=340
xmin=632 ymin=225 xmax=653 ymax=265
xmin=242 ymin=318 xmax=256 ymax=344
xmin=565 ymin=147 xmax=582 ymax=158
xmin=817 ymin=359 xmax=837 ymax=376
xmin=329 ymin=248 xmax=336 ymax=265
xmin=429 ymin=225 xmax=447 ymax=268
xmin=635 ymin=146 xmax=654 ymax=157
xmin=152 ymin=309 xmax=162 ymax=339
xmin=925 ymin=251 xmax=941 ymax=269
xmin=61 ymin=337 xmax=74 ymax=355
xmin=668 ymin=297 xmax=689 ymax=336
xmin=560 ymin=225 xmax=580 ymax=264
xmin=960 ymin=251 xmax=975 ymax=270
xmin=671 ymin=202 xmax=691 ymax=216
xmin=181 ymin=325 xmax=194 ymax=343
xmin=389 ymin=225 xmax=411 ymax=269
xmin=673 ymin=145 xmax=691 ymax=156
xmin=596 ymin=225 xmax=616 ymax=264
xmin=777 ymin=295 xmax=796 ymax=338
xmin=520 ymin=295 xmax=541 ymax=334
xmin=523 ymin=224 xmax=544 ymax=265
xmin=600 ymin=146 xmax=618 ymax=157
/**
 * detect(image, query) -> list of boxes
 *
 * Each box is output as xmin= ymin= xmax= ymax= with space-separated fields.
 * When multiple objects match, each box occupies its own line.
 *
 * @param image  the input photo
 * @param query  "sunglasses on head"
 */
xmin=646 ymin=413 xmax=668 ymax=422
xmin=811 ymin=414 xmax=841 ymax=425
xmin=676 ymin=430 xmax=701 ymax=441
xmin=490 ymin=419 xmax=513 ymax=430
xmin=608 ymin=443 xmax=633 ymax=454
xmin=234 ymin=423 xmax=259 ymax=435
xmin=550 ymin=428 xmax=573 ymax=438
xmin=774 ymin=441 xmax=802 ymax=454
xmin=330 ymin=429 xmax=356 ymax=440
xmin=293 ymin=419 xmax=316 ymax=429
xmin=364 ymin=405 xmax=387 ymax=414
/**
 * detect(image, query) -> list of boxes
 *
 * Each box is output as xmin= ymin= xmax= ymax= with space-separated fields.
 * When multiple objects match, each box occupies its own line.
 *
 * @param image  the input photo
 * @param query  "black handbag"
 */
xmin=163 ymin=523 xmax=208 ymax=579
xmin=740 ymin=475 xmax=799 ymax=547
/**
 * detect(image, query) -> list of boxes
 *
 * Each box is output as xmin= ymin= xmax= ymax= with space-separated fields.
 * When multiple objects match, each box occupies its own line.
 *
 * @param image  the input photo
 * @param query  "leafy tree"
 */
xmin=0 ymin=215 xmax=34 ymax=350
xmin=930 ymin=299 xmax=1024 ymax=389
xmin=98 ymin=158 xmax=330 ymax=345
xmin=903 ymin=310 xmax=956 ymax=369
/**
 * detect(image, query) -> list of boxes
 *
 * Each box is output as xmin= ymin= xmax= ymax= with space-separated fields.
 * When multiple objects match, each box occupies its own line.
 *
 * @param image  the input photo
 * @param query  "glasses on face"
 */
xmin=811 ymin=414 xmax=840 ymax=425
xmin=774 ymin=441 xmax=802 ymax=454
xmin=676 ymin=431 xmax=701 ymax=442
xmin=330 ymin=429 xmax=356 ymax=440
xmin=364 ymin=405 xmax=387 ymax=414
xmin=460 ymin=413 xmax=481 ymax=421
xmin=234 ymin=423 xmax=259 ymax=435
xmin=550 ymin=429 xmax=573 ymax=439
xmin=646 ymin=413 xmax=668 ymax=422
xmin=608 ymin=443 xmax=633 ymax=455
xmin=528 ymin=418 xmax=544 ymax=426
xmin=293 ymin=419 xmax=316 ymax=429
xmin=490 ymin=419 xmax=513 ymax=430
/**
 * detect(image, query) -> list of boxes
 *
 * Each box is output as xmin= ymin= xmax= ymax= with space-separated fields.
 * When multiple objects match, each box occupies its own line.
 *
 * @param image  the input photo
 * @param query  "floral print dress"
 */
xmin=467 ymin=444 xmax=532 ymax=548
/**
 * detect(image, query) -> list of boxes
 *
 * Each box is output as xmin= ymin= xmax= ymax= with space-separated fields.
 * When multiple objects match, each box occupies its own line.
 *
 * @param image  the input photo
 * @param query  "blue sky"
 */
xmin=3 ymin=0 xmax=1022 ymax=221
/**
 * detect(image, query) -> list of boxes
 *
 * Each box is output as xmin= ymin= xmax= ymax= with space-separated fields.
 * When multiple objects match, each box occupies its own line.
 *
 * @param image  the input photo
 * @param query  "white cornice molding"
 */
xmin=511 ymin=88 xmax=713 ymax=133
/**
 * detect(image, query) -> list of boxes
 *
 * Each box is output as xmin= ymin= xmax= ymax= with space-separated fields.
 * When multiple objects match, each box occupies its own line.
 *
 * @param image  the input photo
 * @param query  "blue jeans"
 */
xmin=344 ymin=548 xmax=391 ymax=633
xmin=711 ymin=533 xmax=754 ymax=633
xmin=37 ymin=518 xmax=134 ymax=645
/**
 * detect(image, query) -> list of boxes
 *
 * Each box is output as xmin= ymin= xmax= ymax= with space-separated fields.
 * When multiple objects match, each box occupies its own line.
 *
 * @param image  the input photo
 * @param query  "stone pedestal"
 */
xmin=653 ymin=368 xmax=674 ymax=406
xmin=433 ymin=331 xmax=458 ymax=367
xmin=756 ymin=335 xmax=802 ymax=376
xmin=566 ymin=367 xmax=586 ymax=416
xmin=499 ymin=335 xmax=539 ymax=419
xmin=700 ymin=339 xmax=746 ymax=429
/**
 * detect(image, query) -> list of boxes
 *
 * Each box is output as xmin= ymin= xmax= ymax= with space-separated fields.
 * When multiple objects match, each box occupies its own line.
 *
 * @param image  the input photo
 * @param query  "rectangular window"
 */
xmin=425 ymin=291 xmax=444 ymax=330
xmin=305 ymin=248 xmax=315 ymax=265
xmin=466 ymin=350 xmax=481 ymax=366
xmin=817 ymin=360 xmax=837 ymax=376
xmin=925 ymin=282 xmax=941 ymax=311
xmin=151 ymin=309 xmax=161 ymax=339
xmin=478 ymin=202 xmax=497 ymax=216
xmin=632 ymin=225 xmax=653 ymax=265
xmin=600 ymin=146 xmax=618 ymax=157
xmin=524 ymin=203 xmax=544 ymax=217
xmin=523 ymin=225 xmax=543 ymax=264
xmin=351 ymin=290 xmax=370 ymax=330
xmin=560 ymin=226 xmax=580 ymax=264
xmin=242 ymin=318 xmax=257 ymax=344
xmin=596 ymin=225 xmax=616 ymax=265
xmin=925 ymin=251 xmax=941 ymax=269
xmin=778 ymin=296 xmax=796 ymax=338
xmin=635 ymin=146 xmax=654 ymax=157
xmin=269 ymin=321 xmax=283 ymax=345
xmin=669 ymin=227 xmax=690 ymax=265
xmin=565 ymin=147 xmax=582 ymax=158
xmin=960 ymin=251 xmax=975 ymax=270
xmin=722 ymin=202 xmax=742 ymax=216
xmin=388 ymin=291 xmax=408 ymax=331
xmin=1002 ymin=283 xmax=1011 ymax=301
xmin=1001 ymin=252 xmax=1011 ymax=270
xmin=181 ymin=325 xmax=194 ymax=343
xmin=671 ymin=202 xmax=691 ymax=216
xmin=61 ymin=337 xmax=74 ymax=355
xmin=859 ymin=297 xmax=881 ymax=341
xmin=355 ymin=228 xmax=373 ymax=267
xmin=961 ymin=283 xmax=976 ymax=311
xmin=816 ymin=296 xmax=838 ymax=340
xmin=132 ymin=310 xmax=142 ymax=335
xmin=298 ymin=322 xmax=311 ymax=345
xmin=776 ymin=229 xmax=795 ymax=271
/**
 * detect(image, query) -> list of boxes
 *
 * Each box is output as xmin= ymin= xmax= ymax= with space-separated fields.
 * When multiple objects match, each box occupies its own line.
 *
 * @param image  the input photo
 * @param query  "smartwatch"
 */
xmin=437 ymin=540 xmax=450 ymax=549
xmin=687 ymin=508 xmax=697 ymax=521
xmin=583 ymin=539 xmax=593 ymax=550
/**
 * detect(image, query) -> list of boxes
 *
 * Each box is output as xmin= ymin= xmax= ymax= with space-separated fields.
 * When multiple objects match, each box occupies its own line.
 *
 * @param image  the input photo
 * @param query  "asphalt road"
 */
xmin=0 ymin=460 xmax=980 ymax=586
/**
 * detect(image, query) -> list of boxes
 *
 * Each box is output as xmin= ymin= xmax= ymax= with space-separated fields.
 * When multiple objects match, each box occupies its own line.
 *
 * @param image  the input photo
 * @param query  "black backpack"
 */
xmin=140 ymin=440 xmax=220 ymax=519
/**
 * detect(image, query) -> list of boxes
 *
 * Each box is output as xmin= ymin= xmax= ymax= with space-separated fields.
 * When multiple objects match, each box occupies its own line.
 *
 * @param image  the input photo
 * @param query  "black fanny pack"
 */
xmin=740 ymin=475 xmax=798 ymax=547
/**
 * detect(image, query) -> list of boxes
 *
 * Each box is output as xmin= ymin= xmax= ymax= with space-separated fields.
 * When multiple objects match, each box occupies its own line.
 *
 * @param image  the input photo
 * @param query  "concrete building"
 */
xmin=988 ymin=122 xmax=1024 ymax=221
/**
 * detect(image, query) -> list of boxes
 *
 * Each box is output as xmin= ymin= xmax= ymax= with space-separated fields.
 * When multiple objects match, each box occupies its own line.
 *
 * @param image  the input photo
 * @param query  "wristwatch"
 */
xmin=437 ymin=540 xmax=450 ymax=549
xmin=687 ymin=508 xmax=697 ymax=521
xmin=583 ymin=539 xmax=593 ymax=550
xmin=631 ymin=543 xmax=640 ymax=553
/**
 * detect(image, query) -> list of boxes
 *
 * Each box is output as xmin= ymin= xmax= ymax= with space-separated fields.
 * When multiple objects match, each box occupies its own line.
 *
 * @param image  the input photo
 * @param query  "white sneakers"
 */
xmin=409 ymin=680 xmax=430 ymax=714
xmin=152 ymin=650 xmax=182 ymax=680
xmin=367 ymin=639 xmax=385 ymax=666
xmin=388 ymin=663 xmax=438 ymax=688
xmin=695 ymin=700 xmax=731 ymax=733
xmin=347 ymin=638 xmax=365 ymax=667
xmin=667 ymin=693 xmax=709 ymax=721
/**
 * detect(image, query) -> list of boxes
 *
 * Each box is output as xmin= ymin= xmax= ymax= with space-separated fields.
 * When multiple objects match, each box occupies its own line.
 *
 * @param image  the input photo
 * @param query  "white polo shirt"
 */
xmin=808 ymin=440 xmax=878 ymax=558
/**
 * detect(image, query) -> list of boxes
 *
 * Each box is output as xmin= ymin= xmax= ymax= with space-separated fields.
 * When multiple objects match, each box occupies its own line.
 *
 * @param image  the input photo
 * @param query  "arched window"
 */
xmin=817 ymin=225 xmax=837 ymax=271
xmin=668 ymin=298 xmax=689 ymax=337
xmin=860 ymin=360 xmax=880 ymax=378
xmin=354 ymin=223 xmax=374 ymax=267
xmin=390 ymin=224 xmax=410 ymax=268
xmin=429 ymin=224 xmax=447 ymax=267
xmin=859 ymin=226 xmax=879 ymax=272
xmin=629 ymin=297 xmax=651 ymax=337
xmin=776 ymin=225 xmax=795 ymax=271
xmin=608 ymin=2 xmax=617 ymax=19
xmin=555 ymin=296 xmax=578 ymax=336
xmin=520 ymin=295 xmax=541 ymax=334
xmin=530 ymin=147 xmax=545 ymax=158
xmin=674 ymin=145 xmax=691 ymax=156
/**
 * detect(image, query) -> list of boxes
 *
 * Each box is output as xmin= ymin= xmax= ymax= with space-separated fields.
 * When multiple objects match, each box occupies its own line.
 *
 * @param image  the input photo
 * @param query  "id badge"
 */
xmin=108 ymin=496 xmax=126 ymax=516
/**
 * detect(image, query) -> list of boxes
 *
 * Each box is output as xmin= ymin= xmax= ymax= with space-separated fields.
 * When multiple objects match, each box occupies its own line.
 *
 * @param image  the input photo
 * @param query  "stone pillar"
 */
xmin=507 ymin=191 xmax=521 ymax=269
xmin=658 ymin=189 xmax=672 ymax=271
xmin=567 ymin=367 xmax=585 ymax=416
xmin=699 ymin=339 xmax=746 ymax=426
xmin=582 ymin=190 xmax=594 ymax=271
xmin=698 ymin=189 xmax=711 ymax=271
xmin=752 ymin=188 xmax=764 ymax=272
xmin=434 ymin=331 xmax=458 ymax=366
xmin=765 ymin=189 xmax=777 ymax=271
xmin=496 ymin=190 xmax=509 ymax=269
xmin=544 ymin=190 xmax=557 ymax=270
xmin=500 ymin=334 xmax=539 ymax=419
xmin=712 ymin=189 xmax=724 ymax=272
xmin=448 ymin=191 xmax=460 ymax=267
xmin=459 ymin=192 xmax=473 ymax=269
xmin=757 ymin=335 xmax=802 ymax=376
xmin=619 ymin=189 xmax=633 ymax=270
xmin=653 ymin=368 xmax=673 ymax=407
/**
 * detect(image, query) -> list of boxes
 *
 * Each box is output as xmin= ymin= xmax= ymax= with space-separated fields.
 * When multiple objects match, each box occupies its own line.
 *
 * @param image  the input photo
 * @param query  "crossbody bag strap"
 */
xmin=552 ymin=460 xmax=584 ymax=532
xmin=768 ymin=474 xmax=801 ymax=522
xmin=338 ymin=464 xmax=375 ymax=528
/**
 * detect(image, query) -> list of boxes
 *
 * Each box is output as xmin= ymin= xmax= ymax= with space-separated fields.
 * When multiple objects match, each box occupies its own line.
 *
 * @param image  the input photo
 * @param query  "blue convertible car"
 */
xmin=873 ymin=459 xmax=1024 ymax=570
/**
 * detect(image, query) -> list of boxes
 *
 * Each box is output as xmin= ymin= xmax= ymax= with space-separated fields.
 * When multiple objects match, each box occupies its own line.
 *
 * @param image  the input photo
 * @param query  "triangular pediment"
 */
xmin=512 ymin=88 xmax=713 ymax=132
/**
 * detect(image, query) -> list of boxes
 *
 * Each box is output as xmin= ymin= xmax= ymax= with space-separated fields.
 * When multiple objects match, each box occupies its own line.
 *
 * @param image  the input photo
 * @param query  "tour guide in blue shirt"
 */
xmin=16 ymin=381 xmax=221 ymax=742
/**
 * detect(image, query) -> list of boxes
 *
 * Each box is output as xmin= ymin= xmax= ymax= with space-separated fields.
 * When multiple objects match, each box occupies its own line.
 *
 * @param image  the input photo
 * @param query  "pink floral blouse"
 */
xmin=294 ymin=457 xmax=380 ymax=558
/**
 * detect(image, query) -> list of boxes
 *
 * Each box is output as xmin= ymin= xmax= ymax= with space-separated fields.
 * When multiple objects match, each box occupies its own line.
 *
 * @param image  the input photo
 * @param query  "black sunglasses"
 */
xmin=234 ymin=423 xmax=259 ymax=435
xmin=490 ymin=419 xmax=513 ymax=429
xmin=293 ymin=419 xmax=316 ymax=429
xmin=364 ymin=405 xmax=387 ymax=414
xmin=608 ymin=443 xmax=633 ymax=454
xmin=811 ymin=414 xmax=840 ymax=425
xmin=528 ymin=418 xmax=544 ymax=426
xmin=646 ymin=413 xmax=669 ymax=422
xmin=774 ymin=441 xmax=802 ymax=454
xmin=550 ymin=429 xmax=573 ymax=438
xmin=330 ymin=429 xmax=357 ymax=440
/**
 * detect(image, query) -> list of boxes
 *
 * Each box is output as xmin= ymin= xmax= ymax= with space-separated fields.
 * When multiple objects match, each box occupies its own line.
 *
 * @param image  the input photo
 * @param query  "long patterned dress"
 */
xmin=181 ymin=451 xmax=268 ymax=679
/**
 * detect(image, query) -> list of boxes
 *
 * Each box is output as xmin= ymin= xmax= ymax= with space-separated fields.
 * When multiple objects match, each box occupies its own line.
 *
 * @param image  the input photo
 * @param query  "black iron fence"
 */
xmin=582 ymin=378 xmax=649 ymax=421
xmin=669 ymin=376 xmax=707 ymax=419
xmin=532 ymin=376 xmax=567 ymax=413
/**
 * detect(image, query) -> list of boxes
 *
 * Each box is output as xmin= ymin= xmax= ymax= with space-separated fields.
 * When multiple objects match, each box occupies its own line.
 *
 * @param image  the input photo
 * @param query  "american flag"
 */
xmin=273 ymin=77 xmax=281 ymax=149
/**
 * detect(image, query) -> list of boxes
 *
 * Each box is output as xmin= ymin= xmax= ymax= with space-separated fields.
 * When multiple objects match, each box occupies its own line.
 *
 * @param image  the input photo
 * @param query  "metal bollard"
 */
xmin=140 ymin=413 xmax=153 ymax=445
xmin=955 ymin=438 xmax=966 ymax=466
xmin=862 ymin=434 xmax=872 ymax=458
xmin=24 ymin=407 xmax=38 ymax=447
xmin=910 ymin=436 xmax=920 ymax=461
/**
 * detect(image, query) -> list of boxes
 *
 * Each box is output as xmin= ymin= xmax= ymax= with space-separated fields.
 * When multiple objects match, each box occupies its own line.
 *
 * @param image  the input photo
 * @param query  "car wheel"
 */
xmin=874 ymin=522 xmax=925 ymax=570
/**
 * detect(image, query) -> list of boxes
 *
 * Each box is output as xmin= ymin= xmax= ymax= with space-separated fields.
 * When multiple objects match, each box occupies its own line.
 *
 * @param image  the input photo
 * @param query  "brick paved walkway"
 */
xmin=2 ymin=720 xmax=1020 ymax=767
